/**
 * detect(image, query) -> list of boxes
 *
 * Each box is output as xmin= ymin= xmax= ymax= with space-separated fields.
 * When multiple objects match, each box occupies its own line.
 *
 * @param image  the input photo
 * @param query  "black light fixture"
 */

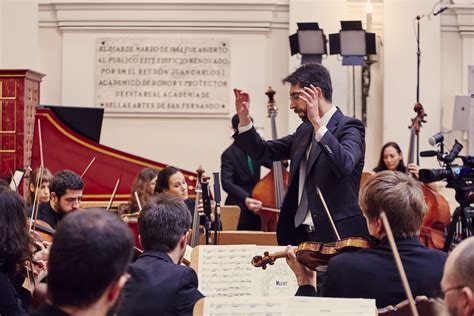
xmin=329 ymin=20 xmax=377 ymax=120
xmin=329 ymin=21 xmax=376 ymax=66
xmin=289 ymin=23 xmax=327 ymax=64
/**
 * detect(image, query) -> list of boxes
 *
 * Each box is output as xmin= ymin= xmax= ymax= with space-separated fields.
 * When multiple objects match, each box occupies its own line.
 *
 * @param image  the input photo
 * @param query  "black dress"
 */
xmin=0 ymin=271 xmax=27 ymax=316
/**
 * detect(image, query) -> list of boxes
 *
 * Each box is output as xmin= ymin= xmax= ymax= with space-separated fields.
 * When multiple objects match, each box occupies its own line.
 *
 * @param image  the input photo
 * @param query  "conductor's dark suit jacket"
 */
xmin=296 ymin=237 xmax=447 ymax=308
xmin=234 ymin=108 xmax=368 ymax=245
xmin=221 ymin=142 xmax=271 ymax=230
xmin=117 ymin=251 xmax=204 ymax=316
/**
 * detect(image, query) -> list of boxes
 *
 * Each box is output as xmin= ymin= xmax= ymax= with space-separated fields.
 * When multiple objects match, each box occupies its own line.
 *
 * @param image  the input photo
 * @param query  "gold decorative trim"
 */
xmin=83 ymin=194 xmax=130 ymax=198
xmin=0 ymin=83 xmax=17 ymax=133
xmin=0 ymin=81 xmax=17 ymax=99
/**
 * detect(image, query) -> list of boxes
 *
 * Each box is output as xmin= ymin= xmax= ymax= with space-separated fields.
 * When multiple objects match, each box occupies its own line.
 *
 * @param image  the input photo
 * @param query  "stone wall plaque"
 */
xmin=96 ymin=38 xmax=231 ymax=116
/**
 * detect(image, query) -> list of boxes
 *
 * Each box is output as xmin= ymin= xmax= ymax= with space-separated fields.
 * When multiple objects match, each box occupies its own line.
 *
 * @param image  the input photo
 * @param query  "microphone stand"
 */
xmin=201 ymin=181 xmax=212 ymax=245
xmin=413 ymin=6 xmax=447 ymax=164
xmin=415 ymin=14 xmax=422 ymax=165
xmin=213 ymin=172 xmax=222 ymax=245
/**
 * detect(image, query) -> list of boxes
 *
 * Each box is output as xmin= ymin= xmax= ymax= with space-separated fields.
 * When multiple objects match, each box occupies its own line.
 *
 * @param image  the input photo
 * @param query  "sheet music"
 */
xmin=202 ymin=296 xmax=377 ymax=316
xmin=9 ymin=169 xmax=25 ymax=192
xmin=197 ymin=245 xmax=298 ymax=297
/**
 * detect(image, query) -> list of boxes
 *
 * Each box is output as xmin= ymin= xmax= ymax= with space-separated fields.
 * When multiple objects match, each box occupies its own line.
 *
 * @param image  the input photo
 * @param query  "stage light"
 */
xmin=289 ymin=23 xmax=327 ymax=64
xmin=329 ymin=21 xmax=376 ymax=66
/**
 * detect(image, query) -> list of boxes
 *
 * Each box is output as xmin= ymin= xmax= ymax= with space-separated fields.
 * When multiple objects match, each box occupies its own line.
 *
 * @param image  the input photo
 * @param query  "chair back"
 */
xmin=220 ymin=205 xmax=241 ymax=230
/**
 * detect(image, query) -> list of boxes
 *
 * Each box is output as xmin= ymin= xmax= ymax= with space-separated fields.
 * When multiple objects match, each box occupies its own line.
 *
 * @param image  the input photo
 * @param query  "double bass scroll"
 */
xmin=251 ymin=87 xmax=289 ymax=232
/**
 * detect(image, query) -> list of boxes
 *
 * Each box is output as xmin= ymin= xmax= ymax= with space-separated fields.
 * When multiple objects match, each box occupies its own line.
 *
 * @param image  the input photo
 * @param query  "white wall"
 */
xmin=289 ymin=0 xmax=384 ymax=170
xmin=384 ymin=0 xmax=442 ymax=169
xmin=38 ymin=27 xmax=63 ymax=104
xmin=36 ymin=0 xmax=290 ymax=192
xmin=0 ymin=0 xmax=3 ymax=66
xmin=1 ymin=0 xmax=40 ymax=69
xmin=1 ymin=0 xmax=468 ymax=206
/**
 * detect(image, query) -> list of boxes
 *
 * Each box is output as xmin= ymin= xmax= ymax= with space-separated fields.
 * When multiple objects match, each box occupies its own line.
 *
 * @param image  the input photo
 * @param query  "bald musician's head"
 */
xmin=359 ymin=171 xmax=426 ymax=240
xmin=47 ymin=209 xmax=134 ymax=315
xmin=441 ymin=237 xmax=474 ymax=316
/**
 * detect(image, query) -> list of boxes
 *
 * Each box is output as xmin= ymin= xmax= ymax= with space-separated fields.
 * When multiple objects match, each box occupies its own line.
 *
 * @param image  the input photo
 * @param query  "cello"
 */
xmin=251 ymin=87 xmax=289 ymax=231
xmin=406 ymin=103 xmax=451 ymax=250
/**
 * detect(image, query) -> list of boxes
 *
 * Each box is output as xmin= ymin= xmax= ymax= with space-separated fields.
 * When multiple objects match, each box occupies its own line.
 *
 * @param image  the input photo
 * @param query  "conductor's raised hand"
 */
xmin=299 ymin=85 xmax=323 ymax=130
xmin=234 ymin=88 xmax=252 ymax=127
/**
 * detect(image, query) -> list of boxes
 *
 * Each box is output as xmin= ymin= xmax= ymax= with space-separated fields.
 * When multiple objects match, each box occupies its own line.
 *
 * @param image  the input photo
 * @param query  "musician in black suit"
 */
xmin=36 ymin=170 xmax=83 ymax=229
xmin=33 ymin=209 xmax=134 ymax=316
xmin=117 ymin=194 xmax=204 ymax=316
xmin=221 ymin=114 xmax=272 ymax=230
xmin=234 ymin=63 xmax=368 ymax=245
xmin=287 ymin=171 xmax=447 ymax=308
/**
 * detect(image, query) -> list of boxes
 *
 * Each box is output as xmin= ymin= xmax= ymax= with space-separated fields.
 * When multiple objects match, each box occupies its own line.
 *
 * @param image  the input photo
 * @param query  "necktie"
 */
xmin=247 ymin=156 xmax=254 ymax=176
xmin=294 ymin=138 xmax=316 ymax=228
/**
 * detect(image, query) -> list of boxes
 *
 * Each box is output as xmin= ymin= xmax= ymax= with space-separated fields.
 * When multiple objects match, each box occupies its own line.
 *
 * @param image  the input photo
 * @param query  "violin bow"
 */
xmin=380 ymin=211 xmax=419 ymax=316
xmin=316 ymin=187 xmax=341 ymax=241
xmin=29 ymin=166 xmax=43 ymax=231
xmin=30 ymin=120 xmax=45 ymax=232
xmin=134 ymin=191 xmax=143 ymax=212
xmin=106 ymin=175 xmax=122 ymax=211
xmin=38 ymin=119 xmax=44 ymax=167
xmin=80 ymin=156 xmax=96 ymax=179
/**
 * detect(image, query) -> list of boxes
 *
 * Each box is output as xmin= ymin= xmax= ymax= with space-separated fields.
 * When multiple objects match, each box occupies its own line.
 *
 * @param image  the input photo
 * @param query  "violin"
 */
xmin=28 ymin=218 xmax=55 ymax=243
xmin=253 ymin=187 xmax=374 ymax=270
xmin=252 ymin=237 xmax=374 ymax=271
xmin=21 ymin=219 xmax=53 ymax=297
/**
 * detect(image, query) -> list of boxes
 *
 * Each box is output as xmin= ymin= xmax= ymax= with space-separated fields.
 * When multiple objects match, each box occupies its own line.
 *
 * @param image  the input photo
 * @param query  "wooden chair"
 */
xmin=360 ymin=171 xmax=375 ymax=190
xmin=219 ymin=205 xmax=241 ymax=231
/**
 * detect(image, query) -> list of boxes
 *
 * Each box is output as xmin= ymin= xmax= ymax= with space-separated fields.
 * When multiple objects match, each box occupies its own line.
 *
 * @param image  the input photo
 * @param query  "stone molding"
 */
xmin=441 ymin=4 xmax=474 ymax=36
xmin=38 ymin=0 xmax=290 ymax=33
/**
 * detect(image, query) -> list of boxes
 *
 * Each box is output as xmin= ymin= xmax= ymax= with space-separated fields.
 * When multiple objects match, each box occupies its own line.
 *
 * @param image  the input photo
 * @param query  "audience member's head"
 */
xmin=0 ymin=188 xmax=31 ymax=276
xmin=441 ymin=237 xmax=474 ymax=316
xmin=359 ymin=171 xmax=426 ymax=239
xmin=155 ymin=166 xmax=188 ymax=201
xmin=129 ymin=167 xmax=158 ymax=211
xmin=47 ymin=209 xmax=134 ymax=315
xmin=27 ymin=167 xmax=53 ymax=207
xmin=374 ymin=142 xmax=406 ymax=172
xmin=138 ymin=194 xmax=191 ymax=264
xmin=49 ymin=170 xmax=83 ymax=214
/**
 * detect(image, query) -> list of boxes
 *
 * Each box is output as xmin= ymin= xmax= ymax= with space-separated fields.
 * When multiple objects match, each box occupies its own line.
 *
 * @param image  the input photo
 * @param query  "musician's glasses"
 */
xmin=289 ymin=92 xmax=301 ymax=101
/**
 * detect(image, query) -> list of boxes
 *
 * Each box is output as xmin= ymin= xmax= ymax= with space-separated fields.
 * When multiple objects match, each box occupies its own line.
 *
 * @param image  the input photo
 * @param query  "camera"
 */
xmin=420 ymin=136 xmax=474 ymax=251
xmin=419 ymin=139 xmax=474 ymax=204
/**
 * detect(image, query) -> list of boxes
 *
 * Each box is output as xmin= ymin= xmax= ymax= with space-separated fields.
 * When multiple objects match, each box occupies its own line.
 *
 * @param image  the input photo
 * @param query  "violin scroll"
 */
xmin=251 ymin=251 xmax=279 ymax=270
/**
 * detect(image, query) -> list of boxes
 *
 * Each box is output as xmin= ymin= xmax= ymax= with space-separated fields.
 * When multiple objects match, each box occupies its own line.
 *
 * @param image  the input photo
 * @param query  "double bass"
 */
xmin=406 ymin=103 xmax=451 ymax=250
xmin=251 ymin=87 xmax=289 ymax=232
